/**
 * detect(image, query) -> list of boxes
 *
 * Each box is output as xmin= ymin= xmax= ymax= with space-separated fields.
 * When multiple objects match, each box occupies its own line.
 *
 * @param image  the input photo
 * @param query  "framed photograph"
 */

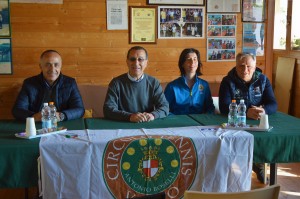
xmin=158 ymin=6 xmax=205 ymax=39
xmin=0 ymin=0 xmax=11 ymax=37
xmin=0 ymin=38 xmax=13 ymax=75
xmin=129 ymin=6 xmax=157 ymax=44
xmin=206 ymin=0 xmax=240 ymax=13
xmin=207 ymin=38 xmax=236 ymax=61
xmin=242 ymin=0 xmax=265 ymax=22
xmin=207 ymin=14 xmax=237 ymax=37
xmin=242 ymin=23 xmax=264 ymax=56
xmin=147 ymin=0 xmax=204 ymax=6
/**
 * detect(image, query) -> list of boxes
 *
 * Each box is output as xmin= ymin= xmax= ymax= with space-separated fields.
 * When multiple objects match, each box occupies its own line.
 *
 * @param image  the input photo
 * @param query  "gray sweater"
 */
xmin=103 ymin=73 xmax=169 ymax=121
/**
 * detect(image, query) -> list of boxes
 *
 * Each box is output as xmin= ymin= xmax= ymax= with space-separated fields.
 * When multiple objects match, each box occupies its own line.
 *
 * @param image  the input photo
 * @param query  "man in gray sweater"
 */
xmin=103 ymin=46 xmax=169 ymax=122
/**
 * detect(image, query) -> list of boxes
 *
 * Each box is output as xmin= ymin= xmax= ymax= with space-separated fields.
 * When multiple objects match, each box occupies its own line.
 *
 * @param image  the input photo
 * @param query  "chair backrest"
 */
xmin=184 ymin=184 xmax=280 ymax=199
xmin=212 ymin=96 xmax=220 ymax=114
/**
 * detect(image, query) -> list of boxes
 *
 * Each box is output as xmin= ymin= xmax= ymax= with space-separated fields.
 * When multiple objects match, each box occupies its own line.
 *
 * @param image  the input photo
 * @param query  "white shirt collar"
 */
xmin=127 ymin=73 xmax=144 ymax=82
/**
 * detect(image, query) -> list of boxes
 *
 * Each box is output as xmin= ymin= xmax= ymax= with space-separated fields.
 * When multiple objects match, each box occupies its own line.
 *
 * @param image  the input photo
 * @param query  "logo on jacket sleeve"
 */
xmin=103 ymin=135 xmax=197 ymax=199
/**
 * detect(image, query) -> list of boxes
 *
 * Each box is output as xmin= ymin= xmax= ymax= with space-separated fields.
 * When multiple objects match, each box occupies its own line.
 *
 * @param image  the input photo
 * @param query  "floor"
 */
xmin=0 ymin=163 xmax=299 ymax=199
xmin=251 ymin=163 xmax=300 ymax=199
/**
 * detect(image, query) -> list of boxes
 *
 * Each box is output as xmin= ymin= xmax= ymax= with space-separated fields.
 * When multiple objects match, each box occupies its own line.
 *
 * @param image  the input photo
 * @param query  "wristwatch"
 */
xmin=59 ymin=112 xmax=65 ymax=122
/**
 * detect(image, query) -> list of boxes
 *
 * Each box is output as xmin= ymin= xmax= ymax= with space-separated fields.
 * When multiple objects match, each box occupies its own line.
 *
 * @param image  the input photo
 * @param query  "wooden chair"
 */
xmin=184 ymin=184 xmax=280 ymax=199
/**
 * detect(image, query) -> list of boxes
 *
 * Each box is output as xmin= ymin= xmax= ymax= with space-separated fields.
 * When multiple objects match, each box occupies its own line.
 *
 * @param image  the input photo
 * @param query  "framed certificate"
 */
xmin=206 ymin=0 xmax=240 ymax=13
xmin=147 ymin=0 xmax=204 ymax=6
xmin=242 ymin=0 xmax=265 ymax=22
xmin=129 ymin=6 xmax=157 ymax=44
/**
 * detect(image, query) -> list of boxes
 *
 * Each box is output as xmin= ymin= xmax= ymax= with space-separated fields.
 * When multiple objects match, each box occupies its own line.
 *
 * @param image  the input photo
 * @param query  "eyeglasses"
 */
xmin=128 ymin=57 xmax=146 ymax=62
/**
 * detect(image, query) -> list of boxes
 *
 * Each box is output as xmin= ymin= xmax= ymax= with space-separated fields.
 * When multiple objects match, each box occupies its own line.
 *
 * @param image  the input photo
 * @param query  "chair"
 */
xmin=212 ymin=96 xmax=220 ymax=114
xmin=184 ymin=184 xmax=280 ymax=199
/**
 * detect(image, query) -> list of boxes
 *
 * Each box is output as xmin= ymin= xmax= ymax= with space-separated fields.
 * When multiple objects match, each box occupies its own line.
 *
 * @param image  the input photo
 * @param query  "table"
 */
xmin=40 ymin=126 xmax=254 ymax=199
xmin=189 ymin=112 xmax=300 ymax=185
xmin=0 ymin=118 xmax=86 ymax=188
xmin=85 ymin=114 xmax=200 ymax=129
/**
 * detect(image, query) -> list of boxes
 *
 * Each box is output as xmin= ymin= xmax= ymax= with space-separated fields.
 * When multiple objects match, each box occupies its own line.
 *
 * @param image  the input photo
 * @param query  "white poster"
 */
xmin=106 ymin=0 xmax=128 ymax=30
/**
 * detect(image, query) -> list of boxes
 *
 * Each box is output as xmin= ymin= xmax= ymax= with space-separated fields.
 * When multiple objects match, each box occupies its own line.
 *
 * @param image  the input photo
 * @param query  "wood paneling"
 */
xmin=0 ymin=0 xmax=268 ymax=119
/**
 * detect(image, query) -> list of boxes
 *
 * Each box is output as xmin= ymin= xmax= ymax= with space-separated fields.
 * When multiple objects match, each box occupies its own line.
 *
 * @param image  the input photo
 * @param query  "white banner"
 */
xmin=40 ymin=126 xmax=253 ymax=199
xmin=10 ymin=0 xmax=63 ymax=4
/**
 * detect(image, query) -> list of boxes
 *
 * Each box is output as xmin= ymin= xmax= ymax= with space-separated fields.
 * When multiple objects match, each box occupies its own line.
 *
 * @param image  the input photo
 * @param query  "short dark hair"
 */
xmin=127 ymin=46 xmax=148 ymax=60
xmin=178 ymin=48 xmax=203 ymax=76
xmin=40 ymin=49 xmax=61 ymax=59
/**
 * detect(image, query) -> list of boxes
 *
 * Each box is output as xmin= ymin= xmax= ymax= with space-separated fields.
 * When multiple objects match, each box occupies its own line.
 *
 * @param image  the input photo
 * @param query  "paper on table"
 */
xmin=15 ymin=128 xmax=67 ymax=139
xmin=221 ymin=123 xmax=273 ymax=132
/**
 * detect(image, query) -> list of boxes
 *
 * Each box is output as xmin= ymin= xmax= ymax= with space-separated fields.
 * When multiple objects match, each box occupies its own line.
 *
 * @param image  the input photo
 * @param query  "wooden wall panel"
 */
xmin=0 ymin=0 xmax=267 ymax=119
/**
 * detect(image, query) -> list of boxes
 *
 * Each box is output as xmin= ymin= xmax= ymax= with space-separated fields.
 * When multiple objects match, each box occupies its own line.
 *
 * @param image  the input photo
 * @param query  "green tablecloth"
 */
xmin=85 ymin=114 xmax=200 ymax=129
xmin=0 ymin=118 xmax=86 ymax=188
xmin=189 ymin=112 xmax=300 ymax=163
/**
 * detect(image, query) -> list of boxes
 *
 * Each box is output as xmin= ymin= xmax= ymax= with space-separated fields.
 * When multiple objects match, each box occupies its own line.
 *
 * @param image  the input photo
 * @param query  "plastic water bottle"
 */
xmin=49 ymin=102 xmax=57 ymax=131
xmin=228 ymin=99 xmax=237 ymax=127
xmin=237 ymin=99 xmax=247 ymax=127
xmin=41 ymin=103 xmax=52 ymax=131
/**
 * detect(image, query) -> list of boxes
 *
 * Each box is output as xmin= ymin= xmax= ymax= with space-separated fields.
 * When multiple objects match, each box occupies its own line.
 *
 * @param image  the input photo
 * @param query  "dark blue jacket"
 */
xmin=12 ymin=73 xmax=85 ymax=121
xmin=219 ymin=67 xmax=277 ymax=115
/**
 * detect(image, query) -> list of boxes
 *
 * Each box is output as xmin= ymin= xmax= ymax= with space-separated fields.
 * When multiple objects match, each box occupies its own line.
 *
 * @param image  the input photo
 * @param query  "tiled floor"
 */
xmin=251 ymin=163 xmax=300 ymax=199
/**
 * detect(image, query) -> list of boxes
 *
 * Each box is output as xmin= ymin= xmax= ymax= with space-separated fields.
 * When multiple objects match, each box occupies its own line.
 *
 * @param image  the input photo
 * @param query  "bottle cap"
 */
xmin=49 ymin=102 xmax=54 ymax=105
xmin=232 ymin=99 xmax=236 ymax=103
xmin=43 ymin=102 xmax=48 ymax=106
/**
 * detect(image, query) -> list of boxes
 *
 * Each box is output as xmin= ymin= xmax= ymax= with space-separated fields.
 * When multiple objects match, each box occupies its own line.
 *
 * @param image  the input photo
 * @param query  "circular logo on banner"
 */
xmin=103 ymin=135 xmax=197 ymax=199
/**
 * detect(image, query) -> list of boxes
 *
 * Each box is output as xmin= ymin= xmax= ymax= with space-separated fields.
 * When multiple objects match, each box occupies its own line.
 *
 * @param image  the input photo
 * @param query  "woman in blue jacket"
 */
xmin=164 ymin=48 xmax=215 ymax=115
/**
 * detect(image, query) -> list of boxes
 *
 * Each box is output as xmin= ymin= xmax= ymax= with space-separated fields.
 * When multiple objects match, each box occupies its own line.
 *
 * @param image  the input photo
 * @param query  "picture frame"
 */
xmin=206 ymin=0 xmax=240 ymax=13
xmin=129 ymin=6 xmax=157 ymax=44
xmin=242 ymin=0 xmax=265 ymax=22
xmin=242 ymin=22 xmax=265 ymax=56
xmin=147 ymin=0 xmax=205 ymax=6
xmin=0 ymin=38 xmax=13 ymax=75
xmin=158 ymin=6 xmax=205 ymax=39
xmin=0 ymin=0 xmax=11 ymax=37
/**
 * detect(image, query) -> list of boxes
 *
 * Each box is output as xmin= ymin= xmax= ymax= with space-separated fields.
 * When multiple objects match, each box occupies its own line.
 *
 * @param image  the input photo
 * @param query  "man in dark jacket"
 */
xmin=219 ymin=52 xmax=278 ymax=184
xmin=12 ymin=50 xmax=84 ymax=122
xmin=219 ymin=52 xmax=277 ymax=119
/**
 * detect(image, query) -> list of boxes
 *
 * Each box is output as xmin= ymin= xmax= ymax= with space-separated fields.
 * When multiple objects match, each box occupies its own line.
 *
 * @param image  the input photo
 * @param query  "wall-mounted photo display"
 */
xmin=0 ymin=0 xmax=10 ymax=37
xmin=207 ymin=38 xmax=236 ymax=61
xmin=242 ymin=0 xmax=265 ymax=22
xmin=242 ymin=23 xmax=264 ymax=56
xmin=158 ymin=6 xmax=205 ymax=39
xmin=0 ymin=38 xmax=12 ymax=75
xmin=207 ymin=14 xmax=237 ymax=61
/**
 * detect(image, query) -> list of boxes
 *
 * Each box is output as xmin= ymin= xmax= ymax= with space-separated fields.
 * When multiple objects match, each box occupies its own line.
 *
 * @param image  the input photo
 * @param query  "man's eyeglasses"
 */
xmin=128 ymin=57 xmax=146 ymax=62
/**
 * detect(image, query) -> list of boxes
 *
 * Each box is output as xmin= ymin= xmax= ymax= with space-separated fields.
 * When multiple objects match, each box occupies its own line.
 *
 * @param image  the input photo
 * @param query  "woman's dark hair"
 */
xmin=178 ymin=48 xmax=202 ymax=76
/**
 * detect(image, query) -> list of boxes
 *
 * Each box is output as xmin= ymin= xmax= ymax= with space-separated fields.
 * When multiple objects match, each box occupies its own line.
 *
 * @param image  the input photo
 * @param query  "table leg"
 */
xmin=24 ymin=188 xmax=28 ymax=199
xmin=269 ymin=163 xmax=277 ymax=185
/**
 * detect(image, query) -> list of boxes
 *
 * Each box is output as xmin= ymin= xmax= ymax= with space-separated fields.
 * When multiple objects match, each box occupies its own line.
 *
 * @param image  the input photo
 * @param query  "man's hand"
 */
xmin=247 ymin=105 xmax=265 ymax=120
xmin=129 ymin=112 xmax=154 ymax=123
xmin=33 ymin=112 xmax=42 ymax=122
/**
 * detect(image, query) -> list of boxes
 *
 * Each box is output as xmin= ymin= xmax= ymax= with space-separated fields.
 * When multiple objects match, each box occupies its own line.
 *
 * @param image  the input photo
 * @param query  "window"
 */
xmin=273 ymin=0 xmax=287 ymax=49
xmin=291 ymin=0 xmax=300 ymax=50
xmin=273 ymin=0 xmax=300 ymax=51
